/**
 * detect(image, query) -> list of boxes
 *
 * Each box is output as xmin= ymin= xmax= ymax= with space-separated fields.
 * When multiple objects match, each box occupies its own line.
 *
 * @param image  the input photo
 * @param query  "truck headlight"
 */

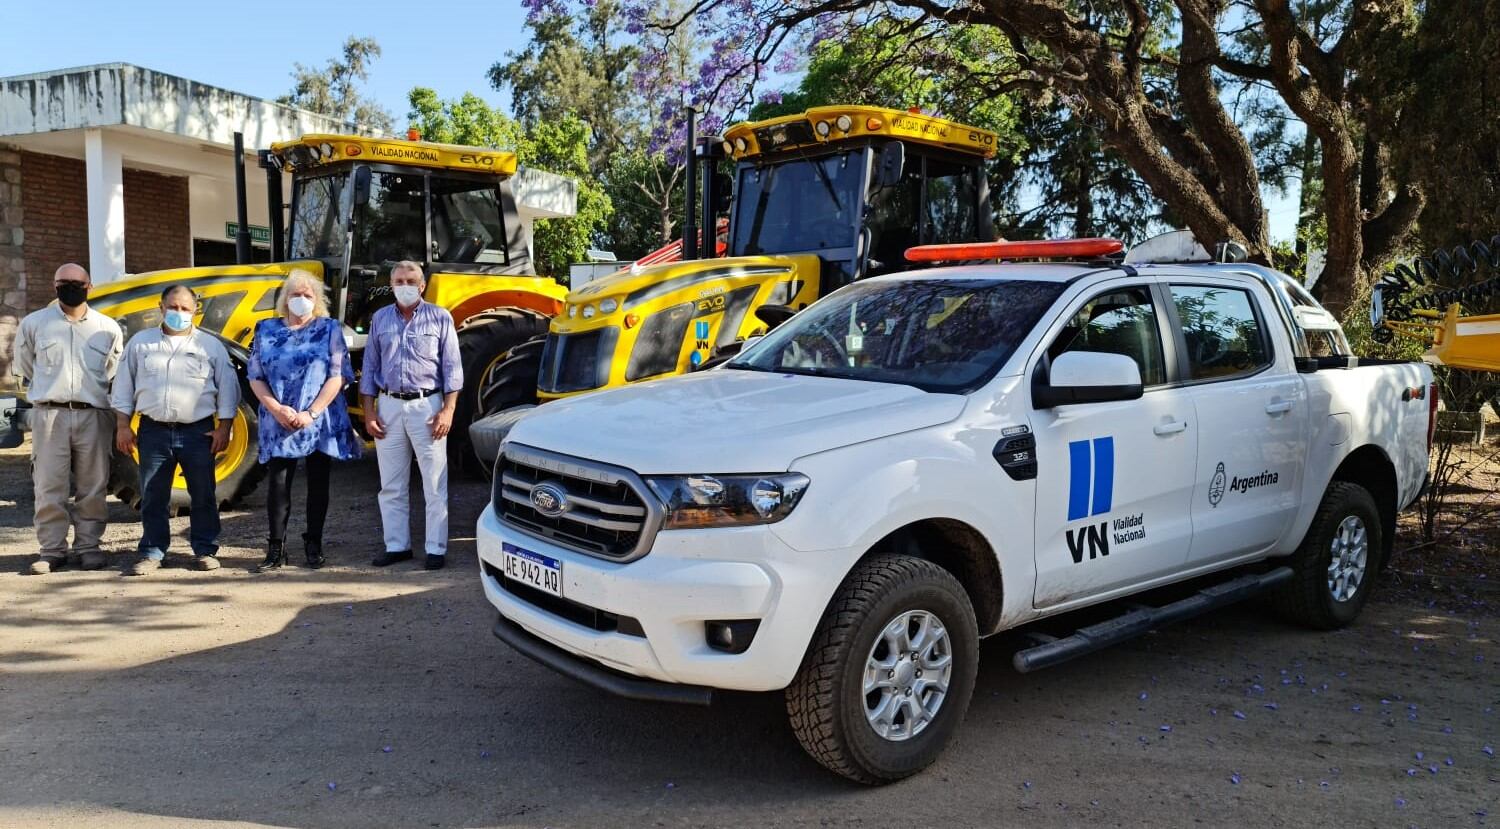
xmin=646 ymin=473 xmax=810 ymax=528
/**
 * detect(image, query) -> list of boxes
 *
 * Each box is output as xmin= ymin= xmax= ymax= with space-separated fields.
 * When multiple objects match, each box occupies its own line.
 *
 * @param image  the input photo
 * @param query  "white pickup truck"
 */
xmin=476 ymin=246 xmax=1434 ymax=783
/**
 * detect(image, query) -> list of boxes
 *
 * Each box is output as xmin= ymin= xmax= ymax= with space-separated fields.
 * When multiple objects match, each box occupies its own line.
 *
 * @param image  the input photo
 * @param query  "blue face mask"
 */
xmin=163 ymin=309 xmax=194 ymax=332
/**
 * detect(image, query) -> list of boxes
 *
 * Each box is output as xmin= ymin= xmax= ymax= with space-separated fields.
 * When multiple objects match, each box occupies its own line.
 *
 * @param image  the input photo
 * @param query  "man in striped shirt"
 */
xmin=358 ymin=261 xmax=463 ymax=571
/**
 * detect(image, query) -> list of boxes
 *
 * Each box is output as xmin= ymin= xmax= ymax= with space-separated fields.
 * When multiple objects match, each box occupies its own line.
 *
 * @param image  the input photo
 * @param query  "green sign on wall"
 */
xmin=225 ymin=222 xmax=271 ymax=244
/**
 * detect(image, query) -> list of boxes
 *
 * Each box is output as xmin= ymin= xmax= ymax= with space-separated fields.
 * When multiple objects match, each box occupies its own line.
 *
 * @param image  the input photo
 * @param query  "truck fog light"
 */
xmin=734 ymin=137 xmax=748 ymax=153
xmin=835 ymin=114 xmax=853 ymax=132
xmin=581 ymin=304 xmax=596 ymax=319
xmin=705 ymin=620 xmax=761 ymax=654
xmin=600 ymin=298 xmax=618 ymax=314
xmin=567 ymin=305 xmax=577 ymax=318
xmin=815 ymin=120 xmax=831 ymax=137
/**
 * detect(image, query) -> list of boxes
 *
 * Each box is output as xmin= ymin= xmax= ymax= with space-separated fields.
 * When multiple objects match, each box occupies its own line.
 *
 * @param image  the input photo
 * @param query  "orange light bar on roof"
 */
xmin=905 ymin=238 xmax=1125 ymax=263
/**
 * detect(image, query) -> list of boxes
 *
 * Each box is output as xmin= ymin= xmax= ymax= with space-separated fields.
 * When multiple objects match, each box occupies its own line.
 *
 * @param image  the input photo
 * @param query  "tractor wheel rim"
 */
xmin=1326 ymin=515 xmax=1369 ymax=603
xmin=862 ymin=609 xmax=952 ymax=742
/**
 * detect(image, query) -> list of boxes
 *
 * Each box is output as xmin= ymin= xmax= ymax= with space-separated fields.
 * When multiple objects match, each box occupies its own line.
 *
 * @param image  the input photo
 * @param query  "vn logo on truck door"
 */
xmin=1064 ymin=436 xmax=1146 ymax=563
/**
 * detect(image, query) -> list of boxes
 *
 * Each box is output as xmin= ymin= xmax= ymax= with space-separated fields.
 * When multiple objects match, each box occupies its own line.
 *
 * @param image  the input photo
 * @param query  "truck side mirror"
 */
xmin=874 ymin=142 xmax=905 ymax=189
xmin=352 ymin=166 xmax=372 ymax=208
xmin=1032 ymin=352 xmax=1143 ymax=409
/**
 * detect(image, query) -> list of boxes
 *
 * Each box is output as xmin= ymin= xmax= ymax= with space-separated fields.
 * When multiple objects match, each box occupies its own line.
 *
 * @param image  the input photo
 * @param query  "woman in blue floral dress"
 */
xmin=246 ymin=270 xmax=361 ymax=571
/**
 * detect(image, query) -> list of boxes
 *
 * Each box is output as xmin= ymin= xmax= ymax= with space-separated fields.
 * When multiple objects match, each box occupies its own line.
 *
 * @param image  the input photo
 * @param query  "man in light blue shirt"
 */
xmin=112 ymin=284 xmax=238 ymax=575
xmin=358 ymin=261 xmax=463 ymax=570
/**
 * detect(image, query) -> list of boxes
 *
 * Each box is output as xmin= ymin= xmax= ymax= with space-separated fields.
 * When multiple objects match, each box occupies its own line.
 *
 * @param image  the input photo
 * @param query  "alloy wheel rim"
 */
xmin=862 ymin=609 xmax=953 ymax=742
xmin=1326 ymin=515 xmax=1369 ymax=603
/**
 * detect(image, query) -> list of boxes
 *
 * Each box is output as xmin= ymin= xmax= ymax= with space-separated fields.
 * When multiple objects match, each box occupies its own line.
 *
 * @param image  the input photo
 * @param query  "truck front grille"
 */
xmin=493 ymin=443 xmax=661 ymax=561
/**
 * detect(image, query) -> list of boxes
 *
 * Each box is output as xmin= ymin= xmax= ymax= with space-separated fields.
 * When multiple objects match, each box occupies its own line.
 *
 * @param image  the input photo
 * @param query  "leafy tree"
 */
xmin=407 ymin=88 xmax=613 ymax=281
xmin=280 ymin=37 xmax=394 ymax=134
xmin=491 ymin=0 xmax=696 ymax=260
xmin=627 ymin=0 xmax=1440 ymax=315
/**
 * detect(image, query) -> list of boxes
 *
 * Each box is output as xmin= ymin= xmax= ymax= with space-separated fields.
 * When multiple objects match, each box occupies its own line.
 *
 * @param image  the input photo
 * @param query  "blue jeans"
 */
xmin=137 ymin=417 xmax=220 ymax=559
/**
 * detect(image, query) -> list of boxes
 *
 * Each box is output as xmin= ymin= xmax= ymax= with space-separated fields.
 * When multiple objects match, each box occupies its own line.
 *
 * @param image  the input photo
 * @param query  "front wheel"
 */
xmin=1269 ymin=481 xmax=1382 ymax=629
xmin=786 ymin=555 xmax=979 ymax=784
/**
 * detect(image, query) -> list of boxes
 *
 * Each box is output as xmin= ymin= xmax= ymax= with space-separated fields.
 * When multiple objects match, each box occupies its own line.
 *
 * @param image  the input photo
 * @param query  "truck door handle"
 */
xmin=1153 ymin=420 xmax=1188 ymax=436
xmin=1265 ymin=400 xmax=1294 ymax=415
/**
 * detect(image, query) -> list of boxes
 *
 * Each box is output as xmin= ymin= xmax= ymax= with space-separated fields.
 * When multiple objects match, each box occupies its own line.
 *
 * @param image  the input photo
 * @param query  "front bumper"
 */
xmin=476 ymin=503 xmax=841 ymax=693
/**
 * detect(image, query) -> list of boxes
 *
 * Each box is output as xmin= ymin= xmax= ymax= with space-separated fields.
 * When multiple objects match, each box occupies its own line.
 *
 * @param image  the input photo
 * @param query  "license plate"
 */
xmin=501 ymin=543 xmax=562 ymax=597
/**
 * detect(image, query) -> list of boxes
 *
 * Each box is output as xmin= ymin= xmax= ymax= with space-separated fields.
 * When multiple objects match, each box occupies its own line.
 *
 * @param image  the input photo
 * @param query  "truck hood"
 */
xmin=505 ymin=369 xmax=966 ymax=474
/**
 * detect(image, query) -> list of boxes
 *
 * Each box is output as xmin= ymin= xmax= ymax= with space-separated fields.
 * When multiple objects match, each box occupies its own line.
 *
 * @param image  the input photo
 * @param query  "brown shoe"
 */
xmin=191 ymin=555 xmax=221 ymax=571
xmin=79 ymin=551 xmax=108 ymax=571
xmin=28 ymin=556 xmax=64 ymax=575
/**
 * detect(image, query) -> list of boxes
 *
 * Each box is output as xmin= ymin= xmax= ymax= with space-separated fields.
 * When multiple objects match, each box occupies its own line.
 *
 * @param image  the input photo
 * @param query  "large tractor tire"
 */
xmin=478 ymin=334 xmax=545 ymax=418
xmin=454 ymin=308 xmax=550 ymax=475
xmin=109 ymin=376 xmax=264 ymax=512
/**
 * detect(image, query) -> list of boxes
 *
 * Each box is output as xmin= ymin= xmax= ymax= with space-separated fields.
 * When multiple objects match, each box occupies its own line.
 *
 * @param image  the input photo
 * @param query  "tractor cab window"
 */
xmin=352 ymin=171 xmax=427 ymax=266
xmin=289 ymin=174 xmax=350 ymax=260
xmin=431 ymin=177 xmax=508 ymax=265
xmin=731 ymin=150 xmax=861 ymax=256
xmin=924 ymin=157 xmax=978 ymax=244
xmin=864 ymin=153 xmax=922 ymax=277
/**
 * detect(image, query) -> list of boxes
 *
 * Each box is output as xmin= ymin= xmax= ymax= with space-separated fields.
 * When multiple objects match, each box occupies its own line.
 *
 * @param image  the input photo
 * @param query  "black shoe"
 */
xmin=424 ymin=554 xmax=446 ymax=571
xmin=303 ymin=533 xmax=325 ymax=569
xmin=371 ymin=550 xmax=413 ymax=567
xmin=252 ymin=541 xmax=286 ymax=573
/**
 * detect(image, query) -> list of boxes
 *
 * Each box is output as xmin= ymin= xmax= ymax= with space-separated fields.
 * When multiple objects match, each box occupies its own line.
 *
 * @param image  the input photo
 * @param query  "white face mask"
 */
xmin=287 ymin=295 xmax=315 ymax=318
xmin=393 ymin=285 xmax=422 ymax=308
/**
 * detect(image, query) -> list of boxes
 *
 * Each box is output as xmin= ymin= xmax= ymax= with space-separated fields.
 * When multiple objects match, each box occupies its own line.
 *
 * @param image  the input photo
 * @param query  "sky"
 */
xmin=0 ymin=0 xmax=529 ymax=126
xmin=0 ymin=0 xmax=1297 ymax=242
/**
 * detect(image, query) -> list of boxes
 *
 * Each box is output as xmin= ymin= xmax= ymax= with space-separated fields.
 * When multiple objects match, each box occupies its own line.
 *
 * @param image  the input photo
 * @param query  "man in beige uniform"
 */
xmin=12 ymin=263 xmax=124 ymax=574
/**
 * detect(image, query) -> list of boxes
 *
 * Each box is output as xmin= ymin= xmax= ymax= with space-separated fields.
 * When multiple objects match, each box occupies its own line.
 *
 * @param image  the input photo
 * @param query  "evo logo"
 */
xmin=1065 ymin=437 xmax=1115 ymax=564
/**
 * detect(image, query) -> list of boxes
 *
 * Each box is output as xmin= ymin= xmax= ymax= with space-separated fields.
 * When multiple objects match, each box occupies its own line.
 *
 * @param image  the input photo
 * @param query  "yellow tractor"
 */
xmin=82 ymin=132 xmax=568 ymax=508
xmin=469 ymin=105 xmax=999 ymax=455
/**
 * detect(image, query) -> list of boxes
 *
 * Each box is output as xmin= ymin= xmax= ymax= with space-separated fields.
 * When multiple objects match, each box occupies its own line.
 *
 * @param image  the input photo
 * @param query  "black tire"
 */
xmin=785 ymin=555 xmax=979 ymax=785
xmin=454 ymin=309 xmax=550 ymax=474
xmin=109 ymin=377 xmax=264 ymax=512
xmin=478 ymin=335 xmax=545 ymax=418
xmin=1269 ymin=481 xmax=1382 ymax=630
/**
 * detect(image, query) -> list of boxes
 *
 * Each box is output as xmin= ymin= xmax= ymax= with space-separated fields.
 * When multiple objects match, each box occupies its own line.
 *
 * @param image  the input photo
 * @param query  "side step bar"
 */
xmin=1012 ymin=567 xmax=1294 ymax=674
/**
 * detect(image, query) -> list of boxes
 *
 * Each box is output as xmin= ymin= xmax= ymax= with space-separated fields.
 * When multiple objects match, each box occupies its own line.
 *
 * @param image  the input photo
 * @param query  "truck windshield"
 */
xmin=731 ymin=151 xmax=861 ymax=256
xmin=289 ymin=173 xmax=350 ymax=259
xmin=729 ymin=278 xmax=1065 ymax=393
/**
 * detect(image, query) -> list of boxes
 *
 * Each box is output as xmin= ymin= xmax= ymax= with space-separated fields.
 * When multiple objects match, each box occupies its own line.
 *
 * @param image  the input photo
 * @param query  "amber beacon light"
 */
xmin=904 ymin=238 xmax=1125 ymax=263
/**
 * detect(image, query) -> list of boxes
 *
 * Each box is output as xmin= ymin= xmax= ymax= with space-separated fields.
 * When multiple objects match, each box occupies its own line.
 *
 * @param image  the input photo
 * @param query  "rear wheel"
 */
xmin=1269 ymin=481 xmax=1382 ymax=629
xmin=786 ymin=555 xmax=979 ymax=784
xmin=454 ymin=309 xmax=550 ymax=474
xmin=109 ymin=378 xmax=264 ymax=511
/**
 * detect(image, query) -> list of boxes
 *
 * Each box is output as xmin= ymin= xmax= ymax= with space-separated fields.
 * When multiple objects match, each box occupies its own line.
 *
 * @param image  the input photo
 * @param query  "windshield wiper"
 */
xmin=793 ymin=145 xmax=842 ymax=212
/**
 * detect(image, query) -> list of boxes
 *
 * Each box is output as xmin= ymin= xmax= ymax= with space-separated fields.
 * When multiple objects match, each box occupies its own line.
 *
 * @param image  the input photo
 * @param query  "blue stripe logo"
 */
xmin=1067 ymin=436 xmax=1115 ymax=520
xmin=695 ymin=320 xmax=711 ymax=340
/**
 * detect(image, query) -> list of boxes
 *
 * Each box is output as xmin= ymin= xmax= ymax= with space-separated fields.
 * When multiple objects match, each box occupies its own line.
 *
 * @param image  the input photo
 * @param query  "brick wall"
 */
xmin=19 ymin=151 xmax=88 ymax=312
xmin=123 ymin=167 xmax=189 ymax=274
xmin=0 ymin=146 xmax=22 ymax=389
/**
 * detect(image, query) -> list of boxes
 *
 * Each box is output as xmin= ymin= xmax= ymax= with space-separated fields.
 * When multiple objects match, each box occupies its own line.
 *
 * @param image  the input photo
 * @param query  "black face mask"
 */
xmin=56 ymin=282 xmax=89 ymax=307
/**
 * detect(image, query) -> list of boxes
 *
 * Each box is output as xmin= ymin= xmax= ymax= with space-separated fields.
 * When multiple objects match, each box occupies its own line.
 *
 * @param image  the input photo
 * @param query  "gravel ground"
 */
xmin=0 ymin=442 xmax=1495 ymax=828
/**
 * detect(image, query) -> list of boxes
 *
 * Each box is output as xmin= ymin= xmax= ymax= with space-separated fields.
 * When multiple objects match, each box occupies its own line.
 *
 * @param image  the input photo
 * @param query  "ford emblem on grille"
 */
xmin=530 ymin=482 xmax=570 ymax=517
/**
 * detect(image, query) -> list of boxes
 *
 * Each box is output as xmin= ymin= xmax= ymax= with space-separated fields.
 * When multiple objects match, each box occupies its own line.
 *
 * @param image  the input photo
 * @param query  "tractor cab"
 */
xmin=467 ymin=106 xmax=1000 ymax=438
xmin=721 ymin=105 xmax=998 ymax=291
xmin=266 ymin=134 xmax=541 ymax=336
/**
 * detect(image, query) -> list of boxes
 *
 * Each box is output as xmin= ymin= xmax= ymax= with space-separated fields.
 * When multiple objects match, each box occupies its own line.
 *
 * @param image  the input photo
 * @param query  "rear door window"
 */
xmin=1168 ymin=285 xmax=1271 ymax=380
